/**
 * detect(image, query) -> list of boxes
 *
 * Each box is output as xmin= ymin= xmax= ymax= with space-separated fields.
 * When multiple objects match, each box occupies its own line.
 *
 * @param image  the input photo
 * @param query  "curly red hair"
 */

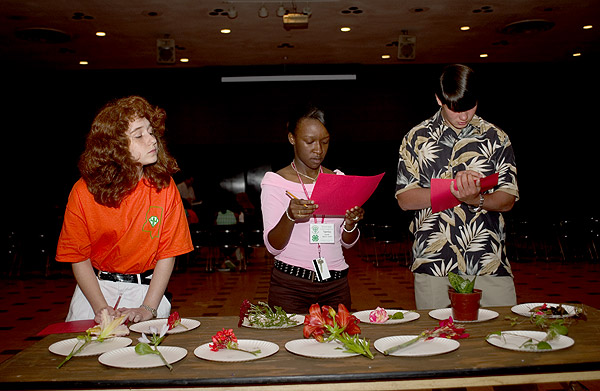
xmin=78 ymin=96 xmax=179 ymax=207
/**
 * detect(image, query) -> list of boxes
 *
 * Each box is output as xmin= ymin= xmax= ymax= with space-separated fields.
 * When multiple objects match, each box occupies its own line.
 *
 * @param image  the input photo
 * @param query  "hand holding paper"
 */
xmin=430 ymin=172 xmax=499 ymax=213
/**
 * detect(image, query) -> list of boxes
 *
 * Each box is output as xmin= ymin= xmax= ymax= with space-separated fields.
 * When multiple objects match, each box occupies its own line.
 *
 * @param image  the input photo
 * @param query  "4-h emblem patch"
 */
xmin=142 ymin=206 xmax=163 ymax=239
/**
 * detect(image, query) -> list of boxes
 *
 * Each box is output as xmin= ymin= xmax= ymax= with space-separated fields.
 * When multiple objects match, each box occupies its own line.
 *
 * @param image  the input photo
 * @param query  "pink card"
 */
xmin=430 ymin=173 xmax=499 ymax=213
xmin=37 ymin=319 xmax=97 ymax=336
xmin=310 ymin=173 xmax=385 ymax=216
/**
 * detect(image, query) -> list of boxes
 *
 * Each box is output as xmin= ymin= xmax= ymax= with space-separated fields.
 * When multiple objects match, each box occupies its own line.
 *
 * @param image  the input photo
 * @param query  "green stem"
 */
xmin=57 ymin=339 xmax=90 ymax=369
xmin=153 ymin=346 xmax=173 ymax=371
xmin=383 ymin=333 xmax=426 ymax=356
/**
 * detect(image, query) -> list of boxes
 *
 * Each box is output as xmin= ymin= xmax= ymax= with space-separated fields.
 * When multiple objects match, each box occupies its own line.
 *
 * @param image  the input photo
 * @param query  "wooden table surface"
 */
xmin=1 ymin=306 xmax=599 ymax=390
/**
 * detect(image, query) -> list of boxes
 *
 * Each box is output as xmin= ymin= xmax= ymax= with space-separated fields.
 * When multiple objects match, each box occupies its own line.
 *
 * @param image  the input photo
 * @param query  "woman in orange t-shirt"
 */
xmin=56 ymin=96 xmax=193 ymax=324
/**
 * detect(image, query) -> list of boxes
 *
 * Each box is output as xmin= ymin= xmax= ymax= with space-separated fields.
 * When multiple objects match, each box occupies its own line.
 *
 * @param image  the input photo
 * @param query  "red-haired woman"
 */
xmin=56 ymin=96 xmax=193 ymax=324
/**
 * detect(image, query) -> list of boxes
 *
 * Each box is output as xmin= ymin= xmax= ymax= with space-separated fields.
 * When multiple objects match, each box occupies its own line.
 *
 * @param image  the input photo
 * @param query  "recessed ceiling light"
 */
xmin=583 ymin=25 xmax=593 ymax=30
xmin=340 ymin=27 xmax=351 ymax=32
xmin=79 ymin=60 xmax=89 ymax=65
xmin=180 ymin=58 xmax=189 ymax=63
xmin=460 ymin=26 xmax=470 ymax=31
xmin=95 ymin=31 xmax=106 ymax=37
xmin=220 ymin=28 xmax=231 ymax=34
xmin=381 ymin=54 xmax=391 ymax=59
xmin=479 ymin=53 xmax=488 ymax=58
xmin=573 ymin=52 xmax=582 ymax=57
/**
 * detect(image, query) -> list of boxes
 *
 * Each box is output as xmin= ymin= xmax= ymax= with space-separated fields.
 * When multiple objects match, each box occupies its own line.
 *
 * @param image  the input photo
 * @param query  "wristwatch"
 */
xmin=469 ymin=194 xmax=485 ymax=213
xmin=140 ymin=304 xmax=157 ymax=318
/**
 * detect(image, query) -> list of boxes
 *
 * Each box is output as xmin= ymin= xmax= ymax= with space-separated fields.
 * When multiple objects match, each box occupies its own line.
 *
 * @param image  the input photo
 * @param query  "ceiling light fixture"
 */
xmin=460 ymin=26 xmax=470 ymax=31
xmin=381 ymin=54 xmax=391 ymax=59
xmin=95 ymin=31 xmax=106 ymax=37
xmin=573 ymin=52 xmax=582 ymax=57
xmin=258 ymin=5 xmax=268 ymax=18
xmin=276 ymin=4 xmax=286 ymax=17
xmin=220 ymin=28 xmax=231 ymax=34
xmin=480 ymin=53 xmax=488 ymax=58
xmin=79 ymin=60 xmax=89 ymax=65
xmin=221 ymin=75 xmax=357 ymax=83
xmin=583 ymin=25 xmax=592 ymax=30
xmin=180 ymin=58 xmax=189 ymax=63
xmin=340 ymin=27 xmax=351 ymax=32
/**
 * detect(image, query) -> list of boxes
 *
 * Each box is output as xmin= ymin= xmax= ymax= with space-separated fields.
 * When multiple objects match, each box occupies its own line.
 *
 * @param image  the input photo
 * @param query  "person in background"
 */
xmin=56 ymin=96 xmax=193 ymax=323
xmin=177 ymin=173 xmax=196 ymax=205
xmin=261 ymin=104 xmax=364 ymax=314
xmin=395 ymin=64 xmax=519 ymax=310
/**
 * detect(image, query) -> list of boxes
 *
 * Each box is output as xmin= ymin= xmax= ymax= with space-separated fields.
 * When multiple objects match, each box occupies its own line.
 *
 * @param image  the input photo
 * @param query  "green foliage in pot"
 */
xmin=448 ymin=272 xmax=477 ymax=293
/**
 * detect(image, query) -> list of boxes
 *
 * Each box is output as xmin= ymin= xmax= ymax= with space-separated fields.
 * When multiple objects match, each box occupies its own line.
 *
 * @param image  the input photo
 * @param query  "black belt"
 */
xmin=95 ymin=268 xmax=153 ymax=285
xmin=274 ymin=260 xmax=348 ymax=283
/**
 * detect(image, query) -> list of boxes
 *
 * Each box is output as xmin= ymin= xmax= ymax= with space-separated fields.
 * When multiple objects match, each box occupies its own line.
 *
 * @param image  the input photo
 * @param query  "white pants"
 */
xmin=414 ymin=273 xmax=517 ymax=310
xmin=66 ymin=279 xmax=171 ymax=321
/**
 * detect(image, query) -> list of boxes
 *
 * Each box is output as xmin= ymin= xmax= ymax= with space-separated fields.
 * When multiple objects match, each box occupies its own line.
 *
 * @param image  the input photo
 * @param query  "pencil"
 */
xmin=286 ymin=191 xmax=307 ymax=207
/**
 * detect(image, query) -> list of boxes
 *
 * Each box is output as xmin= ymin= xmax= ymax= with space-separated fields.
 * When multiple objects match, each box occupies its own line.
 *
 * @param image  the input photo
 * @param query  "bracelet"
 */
xmin=468 ymin=194 xmax=485 ymax=213
xmin=140 ymin=304 xmax=157 ymax=318
xmin=285 ymin=207 xmax=296 ymax=222
xmin=343 ymin=223 xmax=358 ymax=233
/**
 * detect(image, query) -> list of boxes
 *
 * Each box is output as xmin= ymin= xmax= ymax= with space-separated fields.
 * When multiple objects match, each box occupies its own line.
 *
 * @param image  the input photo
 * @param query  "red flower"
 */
xmin=210 ymin=328 xmax=238 ymax=351
xmin=303 ymin=303 xmax=361 ymax=342
xmin=334 ymin=304 xmax=361 ymax=336
xmin=167 ymin=311 xmax=182 ymax=330
xmin=238 ymin=300 xmax=252 ymax=327
xmin=426 ymin=317 xmax=469 ymax=340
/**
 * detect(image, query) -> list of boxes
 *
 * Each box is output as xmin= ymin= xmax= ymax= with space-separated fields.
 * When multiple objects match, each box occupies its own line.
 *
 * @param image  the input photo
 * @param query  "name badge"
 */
xmin=310 ymin=223 xmax=335 ymax=244
xmin=312 ymin=257 xmax=331 ymax=281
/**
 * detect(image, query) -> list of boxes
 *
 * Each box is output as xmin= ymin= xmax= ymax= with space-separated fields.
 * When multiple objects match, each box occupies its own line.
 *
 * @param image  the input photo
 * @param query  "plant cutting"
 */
xmin=57 ymin=309 xmax=129 ymax=369
xmin=135 ymin=323 xmax=173 ymax=370
xmin=383 ymin=316 xmax=469 ymax=355
xmin=448 ymin=271 xmax=481 ymax=321
xmin=167 ymin=311 xmax=187 ymax=330
xmin=238 ymin=300 xmax=298 ymax=328
xmin=303 ymin=303 xmax=374 ymax=359
xmin=368 ymin=307 xmax=406 ymax=323
xmin=209 ymin=328 xmax=261 ymax=356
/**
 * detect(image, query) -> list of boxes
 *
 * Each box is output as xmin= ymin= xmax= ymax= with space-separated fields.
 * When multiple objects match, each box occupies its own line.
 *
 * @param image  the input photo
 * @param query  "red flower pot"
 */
xmin=448 ymin=288 xmax=482 ymax=321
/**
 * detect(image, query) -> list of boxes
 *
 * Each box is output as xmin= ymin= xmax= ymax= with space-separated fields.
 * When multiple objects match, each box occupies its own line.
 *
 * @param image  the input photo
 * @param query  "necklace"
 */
xmin=291 ymin=161 xmax=319 ymax=182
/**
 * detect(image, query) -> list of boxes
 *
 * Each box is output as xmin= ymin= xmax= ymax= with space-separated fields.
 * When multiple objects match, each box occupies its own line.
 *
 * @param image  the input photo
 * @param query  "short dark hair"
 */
xmin=436 ymin=64 xmax=479 ymax=112
xmin=286 ymin=104 xmax=326 ymax=135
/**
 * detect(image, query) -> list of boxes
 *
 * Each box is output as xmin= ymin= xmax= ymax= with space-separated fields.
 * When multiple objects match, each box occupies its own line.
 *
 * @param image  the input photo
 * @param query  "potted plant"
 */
xmin=447 ymin=272 xmax=481 ymax=321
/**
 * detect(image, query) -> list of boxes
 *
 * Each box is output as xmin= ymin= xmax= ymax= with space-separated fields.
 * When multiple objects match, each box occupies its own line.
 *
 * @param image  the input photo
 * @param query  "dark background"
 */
xmin=6 ymin=60 xmax=597 ymax=237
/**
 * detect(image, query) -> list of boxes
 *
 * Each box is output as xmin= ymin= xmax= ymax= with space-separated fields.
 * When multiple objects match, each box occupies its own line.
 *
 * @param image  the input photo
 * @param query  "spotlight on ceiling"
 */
xmin=258 ymin=5 xmax=268 ymax=18
xmin=228 ymin=7 xmax=237 ymax=19
xmin=283 ymin=12 xmax=309 ymax=29
xmin=276 ymin=4 xmax=286 ymax=17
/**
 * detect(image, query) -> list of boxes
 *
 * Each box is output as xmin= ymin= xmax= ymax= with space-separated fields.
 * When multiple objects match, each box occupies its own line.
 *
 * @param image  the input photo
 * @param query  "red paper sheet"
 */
xmin=37 ymin=319 xmax=97 ymax=336
xmin=430 ymin=173 xmax=499 ymax=213
xmin=309 ymin=172 xmax=385 ymax=216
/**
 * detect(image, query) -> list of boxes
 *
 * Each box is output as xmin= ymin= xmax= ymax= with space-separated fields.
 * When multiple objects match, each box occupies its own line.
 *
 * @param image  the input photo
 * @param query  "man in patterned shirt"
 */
xmin=395 ymin=64 xmax=519 ymax=310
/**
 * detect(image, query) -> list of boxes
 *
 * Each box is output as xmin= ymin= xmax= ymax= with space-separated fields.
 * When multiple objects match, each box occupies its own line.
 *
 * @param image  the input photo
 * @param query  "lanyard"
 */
xmin=292 ymin=161 xmax=325 ymax=257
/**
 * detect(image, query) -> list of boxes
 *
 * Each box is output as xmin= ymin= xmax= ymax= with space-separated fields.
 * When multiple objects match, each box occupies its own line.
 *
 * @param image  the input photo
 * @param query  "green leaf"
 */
xmin=486 ymin=331 xmax=502 ymax=339
xmin=390 ymin=312 xmax=405 ymax=320
xmin=536 ymin=341 xmax=552 ymax=350
xmin=448 ymin=271 xmax=475 ymax=293
xmin=135 ymin=343 xmax=156 ymax=355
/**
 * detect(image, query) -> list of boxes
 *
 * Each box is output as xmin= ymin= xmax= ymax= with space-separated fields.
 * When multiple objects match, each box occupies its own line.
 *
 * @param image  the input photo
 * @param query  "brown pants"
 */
xmin=268 ymin=268 xmax=351 ymax=314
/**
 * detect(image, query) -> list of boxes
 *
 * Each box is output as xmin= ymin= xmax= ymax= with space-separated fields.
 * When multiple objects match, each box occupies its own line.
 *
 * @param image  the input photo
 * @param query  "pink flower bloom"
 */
xmin=369 ymin=307 xmax=389 ymax=323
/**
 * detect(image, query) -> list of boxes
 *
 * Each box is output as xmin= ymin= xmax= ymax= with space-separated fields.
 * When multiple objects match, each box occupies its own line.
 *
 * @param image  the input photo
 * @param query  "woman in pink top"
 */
xmin=260 ymin=105 xmax=364 ymax=314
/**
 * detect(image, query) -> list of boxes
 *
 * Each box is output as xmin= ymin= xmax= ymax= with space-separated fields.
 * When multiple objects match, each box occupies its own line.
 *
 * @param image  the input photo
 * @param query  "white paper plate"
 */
xmin=374 ymin=336 xmax=460 ymax=357
xmin=353 ymin=309 xmax=420 ymax=324
xmin=285 ymin=339 xmax=360 ymax=358
xmin=428 ymin=308 xmax=499 ymax=323
xmin=511 ymin=303 xmax=578 ymax=318
xmin=129 ymin=318 xmax=201 ymax=334
xmin=98 ymin=346 xmax=187 ymax=368
xmin=242 ymin=315 xmax=305 ymax=329
xmin=486 ymin=330 xmax=575 ymax=352
xmin=194 ymin=339 xmax=279 ymax=362
xmin=49 ymin=337 xmax=132 ymax=357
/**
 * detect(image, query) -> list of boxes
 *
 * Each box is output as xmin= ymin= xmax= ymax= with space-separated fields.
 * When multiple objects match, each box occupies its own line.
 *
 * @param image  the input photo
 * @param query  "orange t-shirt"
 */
xmin=56 ymin=177 xmax=193 ymax=274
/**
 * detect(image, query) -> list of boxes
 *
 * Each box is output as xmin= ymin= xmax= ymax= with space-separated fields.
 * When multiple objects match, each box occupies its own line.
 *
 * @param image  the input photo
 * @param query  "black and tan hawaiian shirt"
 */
xmin=395 ymin=110 xmax=519 ymax=277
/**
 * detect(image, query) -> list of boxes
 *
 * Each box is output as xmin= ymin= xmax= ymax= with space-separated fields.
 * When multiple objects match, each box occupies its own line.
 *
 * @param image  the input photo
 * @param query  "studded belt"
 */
xmin=95 ymin=268 xmax=153 ymax=285
xmin=273 ymin=260 xmax=348 ymax=283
